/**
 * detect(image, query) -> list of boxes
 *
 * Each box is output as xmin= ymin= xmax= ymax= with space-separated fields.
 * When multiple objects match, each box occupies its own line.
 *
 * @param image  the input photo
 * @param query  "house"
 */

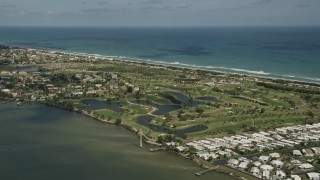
xmin=30 ymin=95 xmax=37 ymax=101
xmin=176 ymin=146 xmax=188 ymax=152
xmin=290 ymin=159 xmax=302 ymax=165
xmin=197 ymin=152 xmax=210 ymax=160
xmin=238 ymin=161 xmax=249 ymax=170
xmin=250 ymin=167 xmax=260 ymax=176
xmin=271 ymin=160 xmax=284 ymax=168
xmin=238 ymin=157 xmax=250 ymax=162
xmin=273 ymin=134 xmax=284 ymax=140
xmin=269 ymin=152 xmax=280 ymax=159
xmin=207 ymin=153 xmax=218 ymax=159
xmin=260 ymin=164 xmax=273 ymax=171
xmin=259 ymin=155 xmax=270 ymax=163
xmin=217 ymin=150 xmax=231 ymax=157
xmin=0 ymin=71 xmax=11 ymax=76
xmin=293 ymin=150 xmax=303 ymax=156
xmin=299 ymin=163 xmax=314 ymax=170
xmin=290 ymin=175 xmax=301 ymax=180
xmin=274 ymin=170 xmax=286 ymax=179
xmin=311 ymin=147 xmax=320 ymax=155
xmin=2 ymin=89 xmax=11 ymax=93
xmin=307 ymin=172 xmax=320 ymax=180
xmin=252 ymin=161 xmax=262 ymax=167
xmin=95 ymin=84 xmax=103 ymax=88
xmin=18 ymin=71 xmax=27 ymax=76
xmin=262 ymin=170 xmax=270 ymax=180
xmin=302 ymin=149 xmax=314 ymax=156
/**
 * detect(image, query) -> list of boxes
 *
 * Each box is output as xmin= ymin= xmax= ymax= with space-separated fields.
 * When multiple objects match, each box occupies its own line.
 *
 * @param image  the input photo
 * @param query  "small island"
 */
xmin=1 ymin=45 xmax=320 ymax=179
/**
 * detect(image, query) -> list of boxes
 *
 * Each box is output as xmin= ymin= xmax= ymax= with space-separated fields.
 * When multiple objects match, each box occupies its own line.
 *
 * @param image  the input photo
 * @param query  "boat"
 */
xmin=17 ymin=102 xmax=22 ymax=106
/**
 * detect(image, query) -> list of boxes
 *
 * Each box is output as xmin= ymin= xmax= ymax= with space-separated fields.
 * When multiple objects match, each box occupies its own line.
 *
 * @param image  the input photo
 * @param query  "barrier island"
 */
xmin=1 ymin=46 xmax=320 ymax=179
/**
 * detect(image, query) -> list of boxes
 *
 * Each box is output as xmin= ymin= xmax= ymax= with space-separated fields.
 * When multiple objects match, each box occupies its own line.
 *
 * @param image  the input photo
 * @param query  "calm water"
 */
xmin=81 ymin=99 xmax=208 ymax=137
xmin=0 ymin=26 xmax=319 ymax=83
xmin=0 ymin=102 xmax=232 ymax=180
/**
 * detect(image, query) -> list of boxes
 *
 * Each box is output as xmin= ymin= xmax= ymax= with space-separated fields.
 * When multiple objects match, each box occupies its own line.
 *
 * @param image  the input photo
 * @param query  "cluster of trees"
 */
xmin=115 ymin=118 xmax=122 ymax=125
xmin=0 ymin=58 xmax=11 ymax=65
xmin=157 ymin=134 xmax=176 ymax=143
xmin=0 ymin=91 xmax=12 ymax=98
xmin=45 ymin=98 xmax=74 ymax=111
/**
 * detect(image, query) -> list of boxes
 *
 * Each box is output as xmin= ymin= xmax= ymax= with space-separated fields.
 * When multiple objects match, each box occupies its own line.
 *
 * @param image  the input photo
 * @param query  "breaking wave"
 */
xmin=2 ymin=43 xmax=319 ymax=84
xmin=47 ymin=51 xmax=320 ymax=84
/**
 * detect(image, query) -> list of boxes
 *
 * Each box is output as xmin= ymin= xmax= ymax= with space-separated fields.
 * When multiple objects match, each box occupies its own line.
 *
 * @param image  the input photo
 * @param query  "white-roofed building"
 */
xmin=252 ymin=161 xmax=261 ymax=167
xmin=269 ymin=152 xmax=280 ymax=159
xmin=290 ymin=159 xmax=302 ymax=165
xmin=299 ymin=163 xmax=314 ymax=170
xmin=274 ymin=170 xmax=286 ymax=179
xmin=238 ymin=161 xmax=249 ymax=170
xmin=260 ymin=164 xmax=273 ymax=171
xmin=262 ymin=170 xmax=270 ymax=180
xmin=302 ymin=149 xmax=314 ymax=156
xmin=290 ymin=175 xmax=301 ymax=180
xmin=311 ymin=147 xmax=320 ymax=155
xmin=259 ymin=155 xmax=270 ymax=163
xmin=227 ymin=159 xmax=239 ymax=167
xmin=307 ymin=172 xmax=320 ymax=180
xmin=250 ymin=167 xmax=260 ymax=177
xmin=271 ymin=160 xmax=284 ymax=168
xmin=293 ymin=150 xmax=302 ymax=156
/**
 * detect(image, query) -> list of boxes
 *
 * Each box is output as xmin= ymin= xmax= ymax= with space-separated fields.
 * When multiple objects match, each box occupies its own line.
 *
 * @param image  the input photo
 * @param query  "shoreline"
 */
xmin=79 ymin=109 xmax=162 ymax=146
xmin=2 ymin=44 xmax=320 ymax=85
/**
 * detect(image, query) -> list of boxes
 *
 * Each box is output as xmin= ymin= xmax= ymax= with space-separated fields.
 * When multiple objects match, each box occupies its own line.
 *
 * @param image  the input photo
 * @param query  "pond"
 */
xmin=82 ymin=98 xmax=210 ymax=138
xmin=195 ymin=96 xmax=219 ymax=102
xmin=165 ymin=91 xmax=203 ymax=106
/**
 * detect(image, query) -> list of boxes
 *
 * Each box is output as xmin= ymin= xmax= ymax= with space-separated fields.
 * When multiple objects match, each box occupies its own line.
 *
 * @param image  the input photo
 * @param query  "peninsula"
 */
xmin=1 ymin=45 xmax=320 ymax=179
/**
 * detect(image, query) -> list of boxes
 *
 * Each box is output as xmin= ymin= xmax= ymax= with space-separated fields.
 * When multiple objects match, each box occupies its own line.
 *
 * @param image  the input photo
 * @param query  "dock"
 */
xmin=149 ymin=147 xmax=166 ymax=152
xmin=195 ymin=167 xmax=218 ymax=176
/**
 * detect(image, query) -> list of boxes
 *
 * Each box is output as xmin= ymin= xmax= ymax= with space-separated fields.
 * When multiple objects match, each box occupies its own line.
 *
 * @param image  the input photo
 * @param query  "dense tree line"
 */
xmin=45 ymin=98 xmax=74 ymax=111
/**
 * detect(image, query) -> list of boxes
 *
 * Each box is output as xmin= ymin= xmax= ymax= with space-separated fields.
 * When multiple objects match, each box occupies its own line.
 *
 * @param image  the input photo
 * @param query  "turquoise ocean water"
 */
xmin=0 ymin=26 xmax=319 ymax=83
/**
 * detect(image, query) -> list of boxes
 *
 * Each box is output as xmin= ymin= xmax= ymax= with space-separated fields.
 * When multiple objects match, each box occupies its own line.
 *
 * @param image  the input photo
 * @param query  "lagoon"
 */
xmin=0 ymin=102 xmax=232 ymax=180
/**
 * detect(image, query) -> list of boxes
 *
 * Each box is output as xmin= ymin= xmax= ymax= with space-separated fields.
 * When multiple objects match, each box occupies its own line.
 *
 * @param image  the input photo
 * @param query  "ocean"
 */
xmin=0 ymin=26 xmax=319 ymax=83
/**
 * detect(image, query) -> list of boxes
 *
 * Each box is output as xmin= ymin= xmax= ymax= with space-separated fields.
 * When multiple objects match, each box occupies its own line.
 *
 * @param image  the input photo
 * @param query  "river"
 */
xmin=0 ymin=102 xmax=233 ymax=180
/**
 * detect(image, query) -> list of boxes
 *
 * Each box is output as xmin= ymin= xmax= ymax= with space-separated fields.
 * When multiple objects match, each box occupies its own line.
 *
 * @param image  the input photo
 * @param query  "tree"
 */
xmin=164 ymin=113 xmax=173 ymax=121
xmin=196 ymin=107 xmax=204 ymax=117
xmin=115 ymin=118 xmax=122 ymax=125
xmin=157 ymin=135 xmax=164 ymax=143
xmin=307 ymin=111 xmax=315 ymax=118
